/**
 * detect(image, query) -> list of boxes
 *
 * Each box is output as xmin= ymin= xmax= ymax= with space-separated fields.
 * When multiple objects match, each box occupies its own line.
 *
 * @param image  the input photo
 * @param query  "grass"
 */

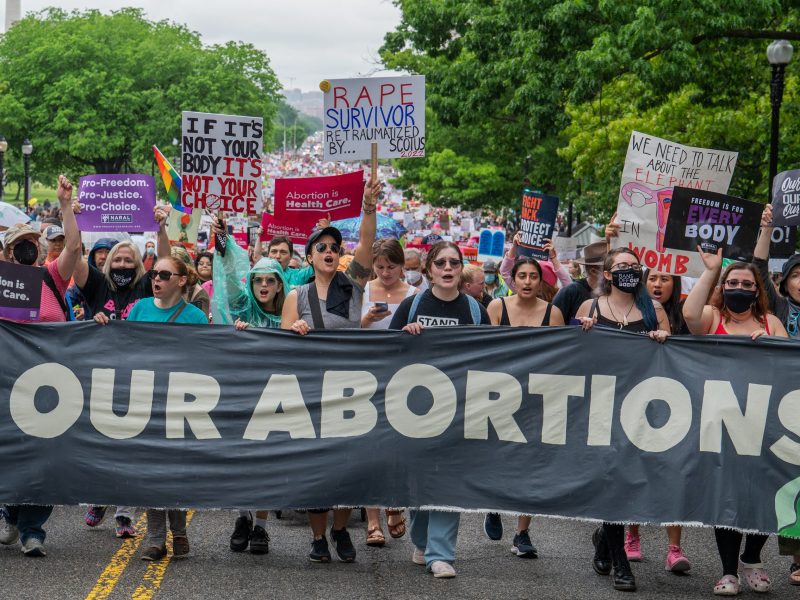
xmin=3 ymin=183 xmax=58 ymax=207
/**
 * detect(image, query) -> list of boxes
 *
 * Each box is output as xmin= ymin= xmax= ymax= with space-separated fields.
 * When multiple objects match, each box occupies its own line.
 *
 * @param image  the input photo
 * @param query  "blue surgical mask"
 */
xmin=484 ymin=273 xmax=496 ymax=284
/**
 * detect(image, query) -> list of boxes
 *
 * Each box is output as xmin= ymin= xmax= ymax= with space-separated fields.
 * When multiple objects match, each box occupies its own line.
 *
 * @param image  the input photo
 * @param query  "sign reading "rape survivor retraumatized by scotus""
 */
xmin=1 ymin=322 xmax=799 ymax=538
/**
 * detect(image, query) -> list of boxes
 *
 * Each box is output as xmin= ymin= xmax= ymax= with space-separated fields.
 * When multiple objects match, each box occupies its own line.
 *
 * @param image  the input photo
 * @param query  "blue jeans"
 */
xmin=410 ymin=509 xmax=460 ymax=566
xmin=5 ymin=505 xmax=53 ymax=543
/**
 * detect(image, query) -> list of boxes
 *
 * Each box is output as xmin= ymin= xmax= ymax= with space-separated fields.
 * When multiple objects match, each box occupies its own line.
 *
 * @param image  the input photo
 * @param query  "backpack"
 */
xmin=407 ymin=292 xmax=482 ymax=325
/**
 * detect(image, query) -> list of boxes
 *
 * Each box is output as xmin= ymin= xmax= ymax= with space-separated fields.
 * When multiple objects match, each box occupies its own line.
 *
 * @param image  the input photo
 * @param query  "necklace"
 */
xmin=606 ymin=297 xmax=635 ymax=328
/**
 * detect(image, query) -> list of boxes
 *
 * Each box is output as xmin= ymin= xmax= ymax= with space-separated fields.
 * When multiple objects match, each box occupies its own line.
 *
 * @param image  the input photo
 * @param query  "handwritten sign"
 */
xmin=518 ymin=190 xmax=559 ymax=260
xmin=771 ymin=169 xmax=800 ymax=226
xmin=663 ymin=187 xmax=761 ymax=262
xmin=322 ymin=76 xmax=425 ymax=161
xmin=0 ymin=261 xmax=42 ymax=321
xmin=181 ymin=111 xmax=263 ymax=214
xmin=614 ymin=131 xmax=738 ymax=276
xmin=76 ymin=175 xmax=158 ymax=232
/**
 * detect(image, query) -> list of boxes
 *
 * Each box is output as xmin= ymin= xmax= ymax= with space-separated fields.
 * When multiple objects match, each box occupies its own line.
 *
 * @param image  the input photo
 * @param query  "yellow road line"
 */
xmin=84 ymin=513 xmax=149 ymax=600
xmin=131 ymin=510 xmax=196 ymax=600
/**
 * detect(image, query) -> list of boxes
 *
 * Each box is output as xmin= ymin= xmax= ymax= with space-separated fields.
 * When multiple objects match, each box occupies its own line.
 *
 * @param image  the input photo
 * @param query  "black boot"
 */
xmin=592 ymin=526 xmax=612 ymax=576
xmin=611 ymin=562 xmax=637 ymax=592
xmin=605 ymin=526 xmax=636 ymax=592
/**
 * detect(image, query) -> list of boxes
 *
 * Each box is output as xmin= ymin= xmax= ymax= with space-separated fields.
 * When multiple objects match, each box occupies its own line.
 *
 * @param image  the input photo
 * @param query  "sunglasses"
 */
xmin=723 ymin=279 xmax=756 ymax=290
xmin=253 ymin=276 xmax=279 ymax=286
xmin=432 ymin=258 xmax=462 ymax=269
xmin=149 ymin=269 xmax=179 ymax=281
xmin=314 ymin=242 xmax=340 ymax=254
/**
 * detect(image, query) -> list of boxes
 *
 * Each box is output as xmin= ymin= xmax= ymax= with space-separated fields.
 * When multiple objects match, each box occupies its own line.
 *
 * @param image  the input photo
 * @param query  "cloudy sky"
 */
xmin=3 ymin=0 xmax=404 ymax=91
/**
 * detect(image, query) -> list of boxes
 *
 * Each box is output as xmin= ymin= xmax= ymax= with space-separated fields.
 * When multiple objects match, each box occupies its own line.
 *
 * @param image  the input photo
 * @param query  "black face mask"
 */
xmin=110 ymin=267 xmax=136 ymax=288
xmin=611 ymin=269 xmax=641 ymax=292
xmin=12 ymin=240 xmax=38 ymax=265
xmin=724 ymin=289 xmax=757 ymax=314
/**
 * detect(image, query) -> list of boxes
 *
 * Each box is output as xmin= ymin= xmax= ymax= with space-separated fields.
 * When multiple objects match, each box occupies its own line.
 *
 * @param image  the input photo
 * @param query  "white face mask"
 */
xmin=405 ymin=269 xmax=422 ymax=285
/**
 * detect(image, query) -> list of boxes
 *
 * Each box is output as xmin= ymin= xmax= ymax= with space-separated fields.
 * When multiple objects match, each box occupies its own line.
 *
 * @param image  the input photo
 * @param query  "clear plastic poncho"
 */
xmin=211 ymin=240 xmax=288 ymax=329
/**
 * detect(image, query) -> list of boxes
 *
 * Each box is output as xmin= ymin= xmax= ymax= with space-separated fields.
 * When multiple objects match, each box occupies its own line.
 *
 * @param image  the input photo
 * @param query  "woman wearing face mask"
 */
xmin=389 ymin=242 xmax=491 ymax=580
xmin=683 ymin=248 xmax=786 ymax=595
xmin=142 ymin=240 xmax=157 ymax=271
xmin=576 ymin=247 xmax=671 ymax=593
xmin=281 ymin=176 xmax=380 ymax=565
xmin=360 ymin=238 xmax=416 ymax=548
xmin=0 ymin=176 xmax=81 ymax=559
xmin=94 ymin=255 xmax=206 ymax=561
xmin=403 ymin=248 xmax=428 ymax=291
xmin=482 ymin=257 xmax=564 ymax=559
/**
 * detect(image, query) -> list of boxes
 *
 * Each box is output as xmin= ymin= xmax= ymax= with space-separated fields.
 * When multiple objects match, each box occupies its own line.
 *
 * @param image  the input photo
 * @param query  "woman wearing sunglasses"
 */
xmin=683 ymin=247 xmax=786 ymax=596
xmin=281 ymin=175 xmax=381 ymax=565
xmin=388 ymin=241 xmax=490 ymax=580
xmin=576 ymin=247 xmax=671 ymax=593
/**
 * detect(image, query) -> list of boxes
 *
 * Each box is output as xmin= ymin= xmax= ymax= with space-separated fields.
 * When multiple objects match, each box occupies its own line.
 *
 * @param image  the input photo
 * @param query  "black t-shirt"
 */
xmin=79 ymin=265 xmax=153 ymax=320
xmin=390 ymin=290 xmax=491 ymax=328
xmin=552 ymin=279 xmax=593 ymax=323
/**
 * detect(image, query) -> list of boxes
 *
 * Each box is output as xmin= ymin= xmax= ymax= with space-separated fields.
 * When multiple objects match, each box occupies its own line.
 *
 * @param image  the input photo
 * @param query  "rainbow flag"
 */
xmin=153 ymin=145 xmax=191 ymax=214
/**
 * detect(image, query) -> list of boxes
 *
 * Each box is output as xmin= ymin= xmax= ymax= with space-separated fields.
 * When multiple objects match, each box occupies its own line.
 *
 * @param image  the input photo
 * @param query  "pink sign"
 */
xmin=260 ymin=214 xmax=308 ymax=245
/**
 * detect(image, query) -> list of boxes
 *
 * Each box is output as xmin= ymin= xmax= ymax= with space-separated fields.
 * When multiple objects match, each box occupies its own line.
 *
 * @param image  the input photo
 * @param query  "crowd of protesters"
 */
xmin=1 ymin=162 xmax=800 ymax=595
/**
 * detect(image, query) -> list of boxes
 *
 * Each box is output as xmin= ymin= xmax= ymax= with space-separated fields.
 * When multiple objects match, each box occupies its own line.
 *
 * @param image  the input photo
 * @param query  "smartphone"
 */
xmin=374 ymin=302 xmax=389 ymax=311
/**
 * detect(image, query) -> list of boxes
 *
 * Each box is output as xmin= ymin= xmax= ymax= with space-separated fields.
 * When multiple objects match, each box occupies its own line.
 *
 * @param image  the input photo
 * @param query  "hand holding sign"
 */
xmin=697 ymin=245 xmax=723 ymax=272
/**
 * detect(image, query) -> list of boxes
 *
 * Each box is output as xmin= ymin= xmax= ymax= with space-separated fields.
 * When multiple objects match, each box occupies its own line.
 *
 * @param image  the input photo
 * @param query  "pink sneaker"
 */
xmin=624 ymin=531 xmax=642 ymax=562
xmin=665 ymin=544 xmax=691 ymax=572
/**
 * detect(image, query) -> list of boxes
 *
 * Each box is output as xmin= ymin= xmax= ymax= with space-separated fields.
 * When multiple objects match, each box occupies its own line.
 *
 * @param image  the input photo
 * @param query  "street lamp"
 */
xmin=21 ymin=138 xmax=32 ymax=207
xmin=171 ymin=137 xmax=179 ymax=172
xmin=767 ymin=39 xmax=793 ymax=191
xmin=0 ymin=135 xmax=7 ymax=201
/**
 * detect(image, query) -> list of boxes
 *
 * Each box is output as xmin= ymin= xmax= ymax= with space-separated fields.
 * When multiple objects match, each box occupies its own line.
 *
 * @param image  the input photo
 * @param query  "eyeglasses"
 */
xmin=149 ymin=269 xmax=179 ymax=281
xmin=314 ymin=242 xmax=340 ymax=254
xmin=723 ymin=279 xmax=756 ymax=290
xmin=253 ymin=276 xmax=279 ymax=286
xmin=432 ymin=258 xmax=462 ymax=269
xmin=609 ymin=263 xmax=642 ymax=273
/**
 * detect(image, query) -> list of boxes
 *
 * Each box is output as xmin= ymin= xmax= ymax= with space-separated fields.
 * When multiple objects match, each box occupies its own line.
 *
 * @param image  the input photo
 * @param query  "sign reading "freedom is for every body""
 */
xmin=1 ymin=322 xmax=800 ymax=539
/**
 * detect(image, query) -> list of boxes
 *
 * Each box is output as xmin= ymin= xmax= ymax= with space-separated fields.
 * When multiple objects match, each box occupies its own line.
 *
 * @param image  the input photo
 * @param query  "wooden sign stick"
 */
xmin=371 ymin=142 xmax=378 ymax=182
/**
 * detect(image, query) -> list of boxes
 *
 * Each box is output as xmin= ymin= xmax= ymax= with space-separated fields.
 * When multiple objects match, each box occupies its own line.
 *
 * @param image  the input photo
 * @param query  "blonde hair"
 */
xmin=460 ymin=263 xmax=483 ymax=288
xmin=170 ymin=246 xmax=199 ymax=287
xmin=102 ymin=241 xmax=145 ymax=290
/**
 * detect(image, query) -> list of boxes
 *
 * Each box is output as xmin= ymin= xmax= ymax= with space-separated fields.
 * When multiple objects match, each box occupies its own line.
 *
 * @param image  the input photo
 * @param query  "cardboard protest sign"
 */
xmin=614 ymin=131 xmax=738 ymax=276
xmin=181 ymin=111 xmax=264 ymax=214
xmin=663 ymin=187 xmax=761 ymax=262
xmin=0 ymin=261 xmax=42 ymax=321
xmin=168 ymin=207 xmax=202 ymax=248
xmin=75 ymin=175 xmax=157 ymax=232
xmin=477 ymin=228 xmax=506 ymax=263
xmin=322 ymin=76 xmax=425 ymax=161
xmin=260 ymin=214 xmax=307 ymax=245
xmin=272 ymin=171 xmax=364 ymax=237
xmin=518 ymin=190 xmax=559 ymax=260
xmin=771 ymin=169 xmax=800 ymax=226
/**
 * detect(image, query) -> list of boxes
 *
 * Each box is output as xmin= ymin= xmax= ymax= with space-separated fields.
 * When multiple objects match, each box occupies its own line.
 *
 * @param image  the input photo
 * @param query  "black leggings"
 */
xmin=603 ymin=522 xmax=628 ymax=566
xmin=714 ymin=528 xmax=768 ymax=576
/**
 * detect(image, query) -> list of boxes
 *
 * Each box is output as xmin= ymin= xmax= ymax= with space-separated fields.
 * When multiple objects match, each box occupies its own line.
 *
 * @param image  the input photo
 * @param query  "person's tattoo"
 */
xmin=347 ymin=258 xmax=371 ymax=280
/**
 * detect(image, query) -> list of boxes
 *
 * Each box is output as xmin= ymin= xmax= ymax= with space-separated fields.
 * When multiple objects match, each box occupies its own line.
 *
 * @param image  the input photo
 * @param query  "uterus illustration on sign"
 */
xmin=620 ymin=182 xmax=672 ymax=252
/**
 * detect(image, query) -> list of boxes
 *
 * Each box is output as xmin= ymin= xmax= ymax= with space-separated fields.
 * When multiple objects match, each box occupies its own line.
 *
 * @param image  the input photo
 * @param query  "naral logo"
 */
xmin=101 ymin=214 xmax=132 ymax=224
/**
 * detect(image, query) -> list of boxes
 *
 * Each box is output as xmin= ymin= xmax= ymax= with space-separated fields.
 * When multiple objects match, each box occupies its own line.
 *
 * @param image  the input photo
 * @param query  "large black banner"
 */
xmin=1 ymin=321 xmax=799 ymax=536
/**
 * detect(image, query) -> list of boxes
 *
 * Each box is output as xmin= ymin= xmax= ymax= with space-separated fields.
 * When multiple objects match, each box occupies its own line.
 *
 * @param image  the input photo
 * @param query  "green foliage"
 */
xmin=382 ymin=0 xmax=800 ymax=217
xmin=0 ymin=8 xmax=280 ymax=185
xmin=269 ymin=100 xmax=323 ymax=151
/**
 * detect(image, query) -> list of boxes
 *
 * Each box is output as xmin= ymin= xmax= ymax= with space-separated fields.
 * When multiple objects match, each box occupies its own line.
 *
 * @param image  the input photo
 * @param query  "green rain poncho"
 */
xmin=211 ymin=240 xmax=288 ymax=329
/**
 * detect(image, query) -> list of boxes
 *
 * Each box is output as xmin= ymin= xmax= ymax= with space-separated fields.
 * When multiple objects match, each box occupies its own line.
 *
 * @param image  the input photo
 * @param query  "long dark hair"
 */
xmin=644 ymin=269 xmax=685 ymax=333
xmin=603 ymin=248 xmax=658 ymax=330
xmin=714 ymin=262 xmax=770 ymax=327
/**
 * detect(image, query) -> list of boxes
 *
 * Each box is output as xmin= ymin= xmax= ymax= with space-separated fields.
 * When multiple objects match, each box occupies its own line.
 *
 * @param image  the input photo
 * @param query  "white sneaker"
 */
xmin=430 ymin=560 xmax=456 ymax=578
xmin=0 ymin=511 xmax=19 ymax=545
xmin=21 ymin=537 xmax=46 ymax=557
xmin=412 ymin=546 xmax=426 ymax=565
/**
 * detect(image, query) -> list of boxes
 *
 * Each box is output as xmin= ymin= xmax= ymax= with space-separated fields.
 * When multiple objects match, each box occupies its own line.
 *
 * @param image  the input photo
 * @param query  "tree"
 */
xmin=381 ymin=0 xmax=800 ymax=217
xmin=269 ymin=100 xmax=323 ymax=152
xmin=0 ymin=8 xmax=280 ymax=184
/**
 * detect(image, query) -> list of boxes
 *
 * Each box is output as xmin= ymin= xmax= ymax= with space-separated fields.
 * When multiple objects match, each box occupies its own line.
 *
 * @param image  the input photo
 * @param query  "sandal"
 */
xmin=366 ymin=526 xmax=385 ymax=547
xmin=385 ymin=509 xmax=406 ymax=539
xmin=790 ymin=562 xmax=800 ymax=586
xmin=739 ymin=561 xmax=771 ymax=593
xmin=713 ymin=574 xmax=740 ymax=596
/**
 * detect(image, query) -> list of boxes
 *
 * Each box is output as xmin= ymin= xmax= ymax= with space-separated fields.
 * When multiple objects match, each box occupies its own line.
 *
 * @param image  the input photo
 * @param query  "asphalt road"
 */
xmin=0 ymin=507 xmax=795 ymax=599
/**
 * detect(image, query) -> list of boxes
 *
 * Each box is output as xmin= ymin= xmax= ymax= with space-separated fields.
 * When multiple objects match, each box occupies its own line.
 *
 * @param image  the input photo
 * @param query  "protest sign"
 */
xmin=2 ymin=322 xmax=800 ymax=537
xmin=168 ymin=207 xmax=202 ymax=248
xmin=232 ymin=232 xmax=249 ymax=250
xmin=477 ymin=228 xmax=506 ymax=263
xmin=518 ymin=190 xmax=559 ymax=260
xmin=76 ymin=175 xmax=157 ymax=232
xmin=614 ymin=131 xmax=738 ymax=276
xmin=663 ymin=187 xmax=761 ymax=262
xmin=260 ymin=214 xmax=307 ymax=245
xmin=321 ymin=76 xmax=425 ymax=161
xmin=272 ymin=171 xmax=364 ymax=237
xmin=768 ymin=224 xmax=797 ymax=259
xmin=181 ymin=111 xmax=264 ymax=214
xmin=772 ymin=169 xmax=800 ymax=226
xmin=0 ymin=262 xmax=42 ymax=321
